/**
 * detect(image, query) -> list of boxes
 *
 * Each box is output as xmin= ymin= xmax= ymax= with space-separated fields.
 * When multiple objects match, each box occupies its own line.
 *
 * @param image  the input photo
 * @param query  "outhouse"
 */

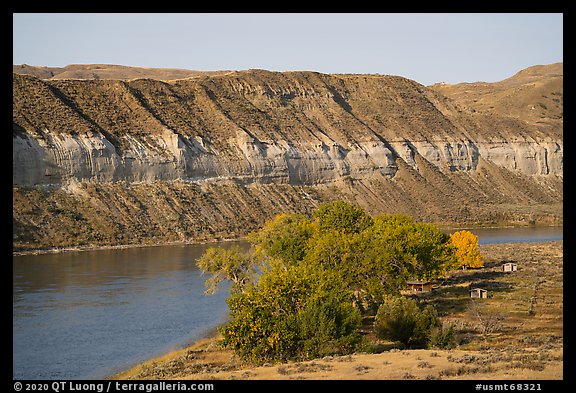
xmin=470 ymin=288 xmax=489 ymax=299
xmin=503 ymin=262 xmax=517 ymax=272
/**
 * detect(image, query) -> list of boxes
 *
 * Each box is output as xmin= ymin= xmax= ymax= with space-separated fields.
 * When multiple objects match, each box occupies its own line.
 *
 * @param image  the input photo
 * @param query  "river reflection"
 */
xmin=447 ymin=225 xmax=563 ymax=244
xmin=13 ymin=242 xmax=249 ymax=380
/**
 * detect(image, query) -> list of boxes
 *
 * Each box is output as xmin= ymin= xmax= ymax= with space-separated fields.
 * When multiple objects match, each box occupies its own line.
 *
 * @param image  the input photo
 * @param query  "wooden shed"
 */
xmin=470 ymin=288 xmax=489 ymax=299
xmin=405 ymin=280 xmax=433 ymax=293
xmin=502 ymin=262 xmax=518 ymax=272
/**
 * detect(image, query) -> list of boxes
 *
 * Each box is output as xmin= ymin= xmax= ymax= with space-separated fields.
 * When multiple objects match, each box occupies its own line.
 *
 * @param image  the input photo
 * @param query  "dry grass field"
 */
xmin=113 ymin=241 xmax=563 ymax=380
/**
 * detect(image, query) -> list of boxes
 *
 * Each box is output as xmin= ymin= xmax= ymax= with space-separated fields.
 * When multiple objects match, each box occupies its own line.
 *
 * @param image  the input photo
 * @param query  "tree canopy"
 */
xmin=196 ymin=201 xmax=473 ymax=363
xmin=449 ymin=229 xmax=484 ymax=269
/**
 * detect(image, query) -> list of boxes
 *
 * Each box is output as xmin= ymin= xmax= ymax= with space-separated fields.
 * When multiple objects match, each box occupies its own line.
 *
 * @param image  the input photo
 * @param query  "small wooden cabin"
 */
xmin=502 ymin=262 xmax=518 ymax=272
xmin=470 ymin=288 xmax=489 ymax=299
xmin=405 ymin=280 xmax=433 ymax=293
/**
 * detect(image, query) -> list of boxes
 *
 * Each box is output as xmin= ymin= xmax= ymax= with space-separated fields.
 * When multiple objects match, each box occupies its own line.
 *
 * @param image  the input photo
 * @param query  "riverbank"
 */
xmin=13 ymin=223 xmax=563 ymax=256
xmin=12 ymin=237 xmax=243 ymax=256
xmin=112 ymin=241 xmax=563 ymax=380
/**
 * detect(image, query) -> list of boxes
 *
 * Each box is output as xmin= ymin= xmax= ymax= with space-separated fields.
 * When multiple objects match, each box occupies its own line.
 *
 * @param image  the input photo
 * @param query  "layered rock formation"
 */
xmin=12 ymin=66 xmax=563 ymax=251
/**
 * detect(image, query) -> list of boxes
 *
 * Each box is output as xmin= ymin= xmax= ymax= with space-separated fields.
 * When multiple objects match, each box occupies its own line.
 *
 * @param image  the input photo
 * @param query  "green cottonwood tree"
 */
xmin=196 ymin=201 xmax=457 ymax=362
xmin=247 ymin=212 xmax=313 ymax=267
xmin=312 ymin=200 xmax=373 ymax=234
xmin=196 ymin=246 xmax=256 ymax=295
xmin=219 ymin=263 xmax=363 ymax=364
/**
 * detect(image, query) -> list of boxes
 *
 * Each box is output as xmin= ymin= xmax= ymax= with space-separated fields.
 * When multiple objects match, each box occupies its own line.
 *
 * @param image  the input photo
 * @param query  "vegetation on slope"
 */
xmin=196 ymin=201 xmax=484 ymax=364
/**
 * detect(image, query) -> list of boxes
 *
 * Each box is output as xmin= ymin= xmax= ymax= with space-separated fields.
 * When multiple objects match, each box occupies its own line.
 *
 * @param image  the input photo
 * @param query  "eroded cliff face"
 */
xmin=13 ymin=131 xmax=563 ymax=185
xmin=12 ymin=70 xmax=563 ymax=251
xmin=13 ymin=71 xmax=562 ymax=185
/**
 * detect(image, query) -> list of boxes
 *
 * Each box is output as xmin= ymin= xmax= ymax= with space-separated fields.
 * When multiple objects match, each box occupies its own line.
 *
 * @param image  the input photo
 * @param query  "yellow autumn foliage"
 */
xmin=449 ymin=230 xmax=484 ymax=269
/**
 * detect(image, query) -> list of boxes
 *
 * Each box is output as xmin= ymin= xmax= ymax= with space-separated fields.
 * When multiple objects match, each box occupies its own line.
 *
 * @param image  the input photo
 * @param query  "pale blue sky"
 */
xmin=13 ymin=13 xmax=563 ymax=85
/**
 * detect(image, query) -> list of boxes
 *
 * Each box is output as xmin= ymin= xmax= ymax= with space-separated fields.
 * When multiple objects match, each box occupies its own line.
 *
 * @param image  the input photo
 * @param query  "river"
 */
xmin=12 ymin=226 xmax=562 ymax=380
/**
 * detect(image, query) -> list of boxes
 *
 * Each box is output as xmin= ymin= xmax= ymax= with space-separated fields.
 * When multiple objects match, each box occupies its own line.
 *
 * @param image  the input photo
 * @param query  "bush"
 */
xmin=374 ymin=296 xmax=441 ymax=348
xmin=297 ymin=289 xmax=364 ymax=359
xmin=219 ymin=264 xmax=312 ymax=364
xmin=429 ymin=324 xmax=457 ymax=349
xmin=219 ymin=264 xmax=364 ymax=364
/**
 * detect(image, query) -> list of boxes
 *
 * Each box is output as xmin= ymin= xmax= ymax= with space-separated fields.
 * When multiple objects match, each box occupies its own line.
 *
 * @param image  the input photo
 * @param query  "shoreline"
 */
xmin=12 ymin=222 xmax=563 ymax=257
xmin=109 ymin=326 xmax=226 ymax=381
xmin=12 ymin=237 xmax=246 ymax=257
xmin=108 ymin=323 xmax=225 ymax=381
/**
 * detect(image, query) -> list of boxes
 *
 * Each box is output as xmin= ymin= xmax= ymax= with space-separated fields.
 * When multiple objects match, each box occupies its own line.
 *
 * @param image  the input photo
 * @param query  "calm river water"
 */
xmin=13 ymin=226 xmax=562 ymax=380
